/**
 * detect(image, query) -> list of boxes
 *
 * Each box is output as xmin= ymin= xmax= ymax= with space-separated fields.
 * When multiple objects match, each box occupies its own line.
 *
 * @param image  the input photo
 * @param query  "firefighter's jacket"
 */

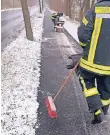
xmin=78 ymin=0 xmax=110 ymax=75
xmin=51 ymin=13 xmax=58 ymax=20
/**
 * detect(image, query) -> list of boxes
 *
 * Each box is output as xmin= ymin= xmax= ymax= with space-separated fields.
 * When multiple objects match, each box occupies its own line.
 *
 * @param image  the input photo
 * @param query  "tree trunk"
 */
xmin=1 ymin=0 xmax=3 ymax=9
xmin=84 ymin=0 xmax=90 ymax=15
xmin=42 ymin=0 xmax=44 ymax=10
xmin=65 ymin=0 xmax=69 ymax=16
xmin=21 ymin=0 xmax=33 ymax=41
xmin=13 ymin=0 xmax=14 ymax=8
xmin=39 ymin=0 xmax=42 ymax=13
xmin=79 ymin=8 xmax=83 ymax=21
xmin=91 ymin=0 xmax=95 ymax=8
xmin=79 ymin=0 xmax=85 ymax=20
xmin=71 ymin=0 xmax=75 ymax=20
xmin=68 ymin=0 xmax=72 ymax=18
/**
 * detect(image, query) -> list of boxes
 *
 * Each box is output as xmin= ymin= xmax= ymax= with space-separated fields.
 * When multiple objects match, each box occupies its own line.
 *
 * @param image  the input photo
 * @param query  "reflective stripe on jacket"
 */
xmin=78 ymin=0 xmax=110 ymax=75
xmin=51 ymin=13 xmax=57 ymax=19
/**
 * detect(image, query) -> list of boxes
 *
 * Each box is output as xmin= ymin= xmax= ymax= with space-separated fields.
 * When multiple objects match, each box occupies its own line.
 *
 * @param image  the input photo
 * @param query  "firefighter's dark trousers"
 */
xmin=79 ymin=69 xmax=110 ymax=113
xmin=52 ymin=19 xmax=55 ymax=25
xmin=52 ymin=19 xmax=56 ymax=26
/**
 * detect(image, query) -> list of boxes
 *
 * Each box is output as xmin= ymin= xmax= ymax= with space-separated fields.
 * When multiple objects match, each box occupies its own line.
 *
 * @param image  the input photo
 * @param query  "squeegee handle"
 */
xmin=53 ymin=62 xmax=79 ymax=101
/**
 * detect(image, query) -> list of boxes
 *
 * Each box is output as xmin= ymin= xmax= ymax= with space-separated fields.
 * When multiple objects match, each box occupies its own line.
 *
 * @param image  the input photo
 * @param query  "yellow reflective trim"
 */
xmin=80 ymin=42 xmax=86 ymax=47
xmin=82 ymin=17 xmax=88 ymax=26
xmin=80 ymin=61 xmax=110 ymax=75
xmin=95 ymin=110 xmax=101 ymax=115
xmin=88 ymin=18 xmax=102 ymax=63
xmin=84 ymin=88 xmax=99 ymax=98
xmin=80 ymin=58 xmax=110 ymax=71
xmin=80 ymin=77 xmax=99 ymax=98
xmin=101 ymin=99 xmax=110 ymax=106
xmin=95 ymin=7 xmax=110 ymax=14
xmin=80 ymin=77 xmax=87 ymax=91
xmin=52 ymin=13 xmax=57 ymax=16
xmin=51 ymin=13 xmax=57 ymax=19
xmin=51 ymin=17 xmax=55 ymax=19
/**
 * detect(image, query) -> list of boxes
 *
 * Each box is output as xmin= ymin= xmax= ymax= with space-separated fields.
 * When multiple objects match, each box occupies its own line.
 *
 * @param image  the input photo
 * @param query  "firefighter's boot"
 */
xmin=92 ymin=109 xmax=103 ymax=124
xmin=102 ymin=105 xmax=109 ymax=115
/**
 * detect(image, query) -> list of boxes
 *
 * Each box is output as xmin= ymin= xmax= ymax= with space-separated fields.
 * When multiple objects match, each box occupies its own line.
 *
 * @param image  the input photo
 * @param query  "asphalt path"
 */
xmin=1 ymin=7 xmax=38 ymax=51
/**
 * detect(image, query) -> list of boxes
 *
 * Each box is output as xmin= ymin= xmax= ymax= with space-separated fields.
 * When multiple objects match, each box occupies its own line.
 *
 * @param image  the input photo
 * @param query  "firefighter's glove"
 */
xmin=68 ymin=55 xmax=72 ymax=59
xmin=66 ymin=62 xmax=75 ymax=69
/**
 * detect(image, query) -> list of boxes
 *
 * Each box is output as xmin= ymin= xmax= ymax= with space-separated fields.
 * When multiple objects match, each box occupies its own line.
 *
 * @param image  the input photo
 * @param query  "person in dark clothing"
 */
xmin=78 ymin=0 xmax=110 ymax=124
xmin=67 ymin=0 xmax=110 ymax=124
xmin=51 ymin=12 xmax=63 ymax=26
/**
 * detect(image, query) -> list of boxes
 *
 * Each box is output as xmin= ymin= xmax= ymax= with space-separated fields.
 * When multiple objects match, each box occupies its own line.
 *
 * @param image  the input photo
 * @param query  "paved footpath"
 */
xmin=36 ymin=9 xmax=110 ymax=135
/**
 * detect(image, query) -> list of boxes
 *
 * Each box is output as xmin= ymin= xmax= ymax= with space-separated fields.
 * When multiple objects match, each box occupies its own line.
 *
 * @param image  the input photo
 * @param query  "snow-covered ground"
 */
xmin=64 ymin=20 xmax=80 ymax=43
xmin=1 ymin=11 xmax=44 ymax=135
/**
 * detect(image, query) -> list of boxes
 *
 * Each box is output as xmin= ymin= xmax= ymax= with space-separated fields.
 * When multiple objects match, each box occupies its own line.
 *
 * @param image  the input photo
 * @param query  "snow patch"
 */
xmin=64 ymin=21 xmax=80 ymax=43
xmin=1 ymin=13 xmax=44 ymax=135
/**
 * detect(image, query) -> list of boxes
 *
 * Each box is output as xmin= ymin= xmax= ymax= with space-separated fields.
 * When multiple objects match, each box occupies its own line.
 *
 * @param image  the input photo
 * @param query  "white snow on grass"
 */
xmin=1 ymin=13 xmax=44 ymax=135
xmin=64 ymin=20 xmax=80 ymax=43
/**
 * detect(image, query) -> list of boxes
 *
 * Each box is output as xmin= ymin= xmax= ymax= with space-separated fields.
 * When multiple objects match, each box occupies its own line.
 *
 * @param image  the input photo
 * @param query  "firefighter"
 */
xmin=51 ymin=12 xmax=63 ymax=26
xmin=78 ymin=0 xmax=110 ymax=124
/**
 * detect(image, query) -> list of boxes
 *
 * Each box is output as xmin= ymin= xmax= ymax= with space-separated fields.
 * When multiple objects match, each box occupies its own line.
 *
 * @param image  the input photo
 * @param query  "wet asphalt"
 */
xmin=36 ymin=9 xmax=110 ymax=135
